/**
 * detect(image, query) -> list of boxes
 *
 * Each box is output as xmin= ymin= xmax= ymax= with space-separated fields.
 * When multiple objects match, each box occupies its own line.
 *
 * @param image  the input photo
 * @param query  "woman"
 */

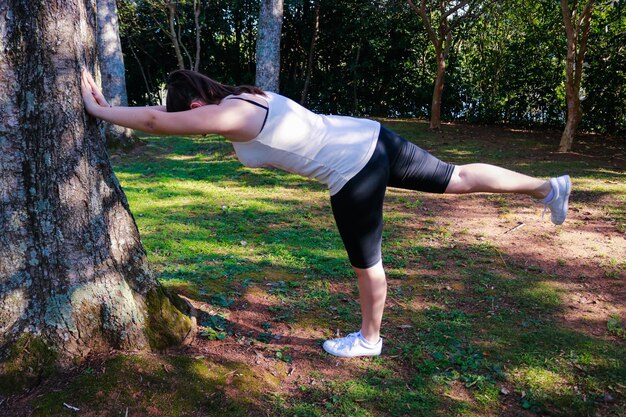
xmin=81 ymin=69 xmax=571 ymax=358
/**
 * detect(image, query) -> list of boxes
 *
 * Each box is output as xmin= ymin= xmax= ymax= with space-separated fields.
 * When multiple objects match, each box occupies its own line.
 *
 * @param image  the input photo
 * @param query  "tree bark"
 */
xmin=0 ymin=0 xmax=192 ymax=373
xmin=193 ymin=0 xmax=202 ymax=72
xmin=166 ymin=0 xmax=186 ymax=70
xmin=256 ymin=0 xmax=284 ymax=92
xmin=353 ymin=45 xmax=361 ymax=114
xmin=558 ymin=0 xmax=595 ymax=152
xmin=96 ymin=0 xmax=138 ymax=149
xmin=431 ymin=50 xmax=446 ymax=129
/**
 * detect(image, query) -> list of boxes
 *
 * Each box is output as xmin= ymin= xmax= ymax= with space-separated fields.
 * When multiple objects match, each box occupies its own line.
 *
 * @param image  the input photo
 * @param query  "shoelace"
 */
xmin=334 ymin=332 xmax=360 ymax=351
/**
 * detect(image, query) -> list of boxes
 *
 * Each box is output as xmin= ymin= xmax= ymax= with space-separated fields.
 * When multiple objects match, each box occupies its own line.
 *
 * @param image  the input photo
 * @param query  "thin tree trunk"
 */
xmin=128 ymin=41 xmax=155 ymax=104
xmin=193 ymin=0 xmax=202 ymax=72
xmin=300 ymin=0 xmax=320 ymax=105
xmin=248 ymin=1 xmax=256 ymax=74
xmin=256 ymin=0 xmax=284 ymax=91
xmin=0 ymin=0 xmax=192 ymax=373
xmin=167 ymin=0 xmax=185 ymax=70
xmin=560 ymin=106 xmax=581 ymax=152
xmin=179 ymin=22 xmax=194 ymax=69
xmin=560 ymin=33 xmax=582 ymax=152
xmin=353 ymin=45 xmax=361 ymax=114
xmin=96 ymin=0 xmax=138 ymax=149
xmin=234 ymin=5 xmax=243 ymax=83
xmin=558 ymin=0 xmax=595 ymax=152
xmin=430 ymin=51 xmax=446 ymax=129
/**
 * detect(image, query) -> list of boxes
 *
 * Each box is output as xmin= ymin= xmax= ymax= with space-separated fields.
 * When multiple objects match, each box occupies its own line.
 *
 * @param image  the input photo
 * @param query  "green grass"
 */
xmin=11 ymin=121 xmax=626 ymax=416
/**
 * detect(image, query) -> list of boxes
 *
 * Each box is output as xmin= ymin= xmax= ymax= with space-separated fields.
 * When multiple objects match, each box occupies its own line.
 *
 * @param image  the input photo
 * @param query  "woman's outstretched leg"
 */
xmin=444 ymin=164 xmax=571 ymax=225
xmin=445 ymin=164 xmax=550 ymax=197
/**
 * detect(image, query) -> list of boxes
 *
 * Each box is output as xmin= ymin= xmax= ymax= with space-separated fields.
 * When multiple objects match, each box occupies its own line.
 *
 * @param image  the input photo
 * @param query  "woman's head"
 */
xmin=166 ymin=70 xmax=265 ymax=112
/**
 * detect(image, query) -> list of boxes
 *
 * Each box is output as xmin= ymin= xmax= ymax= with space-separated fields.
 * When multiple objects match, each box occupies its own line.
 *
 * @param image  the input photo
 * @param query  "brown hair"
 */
xmin=166 ymin=70 xmax=266 ymax=112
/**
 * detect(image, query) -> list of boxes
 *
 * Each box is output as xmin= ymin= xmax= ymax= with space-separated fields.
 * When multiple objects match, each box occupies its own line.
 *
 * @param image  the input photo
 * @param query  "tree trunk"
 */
xmin=167 ymin=0 xmax=186 ymax=70
xmin=96 ymin=0 xmax=138 ymax=149
xmin=407 ymin=0 xmax=466 ymax=130
xmin=559 ymin=47 xmax=582 ymax=152
xmin=0 ymin=0 xmax=192 ymax=376
xmin=255 ymin=0 xmax=284 ymax=92
xmin=300 ymin=0 xmax=320 ymax=105
xmin=193 ymin=0 xmax=202 ymax=72
xmin=430 ymin=51 xmax=446 ymax=129
xmin=559 ymin=106 xmax=581 ymax=153
xmin=128 ymin=41 xmax=155 ymax=105
xmin=353 ymin=45 xmax=361 ymax=114
xmin=558 ymin=0 xmax=595 ymax=152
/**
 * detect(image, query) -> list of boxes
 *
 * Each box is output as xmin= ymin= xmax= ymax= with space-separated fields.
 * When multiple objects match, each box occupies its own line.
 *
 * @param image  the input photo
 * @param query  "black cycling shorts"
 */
xmin=330 ymin=126 xmax=455 ymax=269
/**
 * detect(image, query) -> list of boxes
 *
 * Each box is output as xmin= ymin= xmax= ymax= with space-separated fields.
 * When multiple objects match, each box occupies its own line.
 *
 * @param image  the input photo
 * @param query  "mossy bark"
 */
xmin=145 ymin=287 xmax=194 ymax=350
xmin=0 ymin=0 xmax=192 ymax=379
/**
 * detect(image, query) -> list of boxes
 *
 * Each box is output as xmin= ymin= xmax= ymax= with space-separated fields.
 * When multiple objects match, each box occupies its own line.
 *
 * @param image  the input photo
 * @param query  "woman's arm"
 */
xmin=81 ymin=70 xmax=260 ymax=138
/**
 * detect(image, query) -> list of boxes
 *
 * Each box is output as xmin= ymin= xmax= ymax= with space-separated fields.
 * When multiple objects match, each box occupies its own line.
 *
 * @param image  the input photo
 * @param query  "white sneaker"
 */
xmin=322 ymin=331 xmax=382 ymax=358
xmin=542 ymin=175 xmax=571 ymax=225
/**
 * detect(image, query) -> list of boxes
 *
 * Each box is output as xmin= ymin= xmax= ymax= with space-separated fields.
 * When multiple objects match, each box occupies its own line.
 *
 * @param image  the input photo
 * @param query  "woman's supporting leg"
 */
xmin=445 ymin=164 xmax=551 ymax=198
xmin=353 ymin=260 xmax=387 ymax=343
xmin=324 ymin=137 xmax=388 ymax=357
xmin=321 ymin=261 xmax=386 ymax=357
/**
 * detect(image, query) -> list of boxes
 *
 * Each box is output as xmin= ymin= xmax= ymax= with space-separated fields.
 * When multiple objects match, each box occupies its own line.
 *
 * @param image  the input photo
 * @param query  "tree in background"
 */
xmin=407 ymin=0 xmax=484 ymax=129
xmin=256 ymin=0 xmax=284 ymax=91
xmin=300 ymin=0 xmax=320 ymax=105
xmin=165 ymin=0 xmax=204 ymax=71
xmin=559 ymin=0 xmax=595 ymax=152
xmin=97 ymin=0 xmax=138 ymax=149
xmin=0 ymin=0 xmax=191 ymax=377
xmin=166 ymin=0 xmax=186 ymax=70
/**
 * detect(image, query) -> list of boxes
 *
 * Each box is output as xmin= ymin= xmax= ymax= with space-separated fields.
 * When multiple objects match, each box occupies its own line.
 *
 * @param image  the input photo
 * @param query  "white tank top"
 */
xmin=230 ymin=92 xmax=380 ymax=195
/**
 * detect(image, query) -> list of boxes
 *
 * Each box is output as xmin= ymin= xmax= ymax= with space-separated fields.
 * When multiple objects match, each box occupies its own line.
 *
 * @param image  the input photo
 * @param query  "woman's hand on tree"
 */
xmin=81 ymin=69 xmax=110 ymax=115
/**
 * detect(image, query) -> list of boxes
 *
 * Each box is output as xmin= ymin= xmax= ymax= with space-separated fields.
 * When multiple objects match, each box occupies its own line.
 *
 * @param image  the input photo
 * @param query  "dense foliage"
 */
xmin=118 ymin=0 xmax=626 ymax=137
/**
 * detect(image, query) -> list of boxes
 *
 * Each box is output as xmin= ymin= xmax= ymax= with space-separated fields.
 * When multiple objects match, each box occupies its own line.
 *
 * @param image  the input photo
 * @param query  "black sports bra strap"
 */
xmin=224 ymin=96 xmax=269 ymax=136
xmin=224 ymin=96 xmax=269 ymax=110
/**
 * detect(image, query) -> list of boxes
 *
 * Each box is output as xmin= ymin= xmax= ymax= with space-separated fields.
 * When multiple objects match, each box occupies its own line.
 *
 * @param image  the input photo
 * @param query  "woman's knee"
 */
xmin=444 ymin=165 xmax=468 ymax=194
xmin=352 ymin=259 xmax=385 ymax=280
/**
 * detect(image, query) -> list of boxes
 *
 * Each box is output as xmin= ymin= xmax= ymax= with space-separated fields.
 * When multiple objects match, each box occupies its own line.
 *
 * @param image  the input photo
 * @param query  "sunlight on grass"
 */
xmin=574 ymin=177 xmax=626 ymax=192
xmin=519 ymin=281 xmax=562 ymax=310
xmin=94 ymin=133 xmax=626 ymax=416
xmin=512 ymin=366 xmax=570 ymax=394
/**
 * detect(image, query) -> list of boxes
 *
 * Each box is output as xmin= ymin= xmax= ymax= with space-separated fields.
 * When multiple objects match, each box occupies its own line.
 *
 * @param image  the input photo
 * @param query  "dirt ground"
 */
xmin=178 ymin=192 xmax=625 ymax=412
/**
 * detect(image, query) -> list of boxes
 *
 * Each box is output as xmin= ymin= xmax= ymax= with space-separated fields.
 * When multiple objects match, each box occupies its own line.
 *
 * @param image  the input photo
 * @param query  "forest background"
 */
xmin=118 ymin=0 xmax=626 ymax=139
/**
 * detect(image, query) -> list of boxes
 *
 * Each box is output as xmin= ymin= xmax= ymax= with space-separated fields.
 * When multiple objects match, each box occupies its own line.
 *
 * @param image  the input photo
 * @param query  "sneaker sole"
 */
xmin=553 ymin=175 xmax=571 ymax=225
xmin=322 ymin=343 xmax=382 ymax=358
xmin=322 ymin=347 xmax=382 ymax=358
